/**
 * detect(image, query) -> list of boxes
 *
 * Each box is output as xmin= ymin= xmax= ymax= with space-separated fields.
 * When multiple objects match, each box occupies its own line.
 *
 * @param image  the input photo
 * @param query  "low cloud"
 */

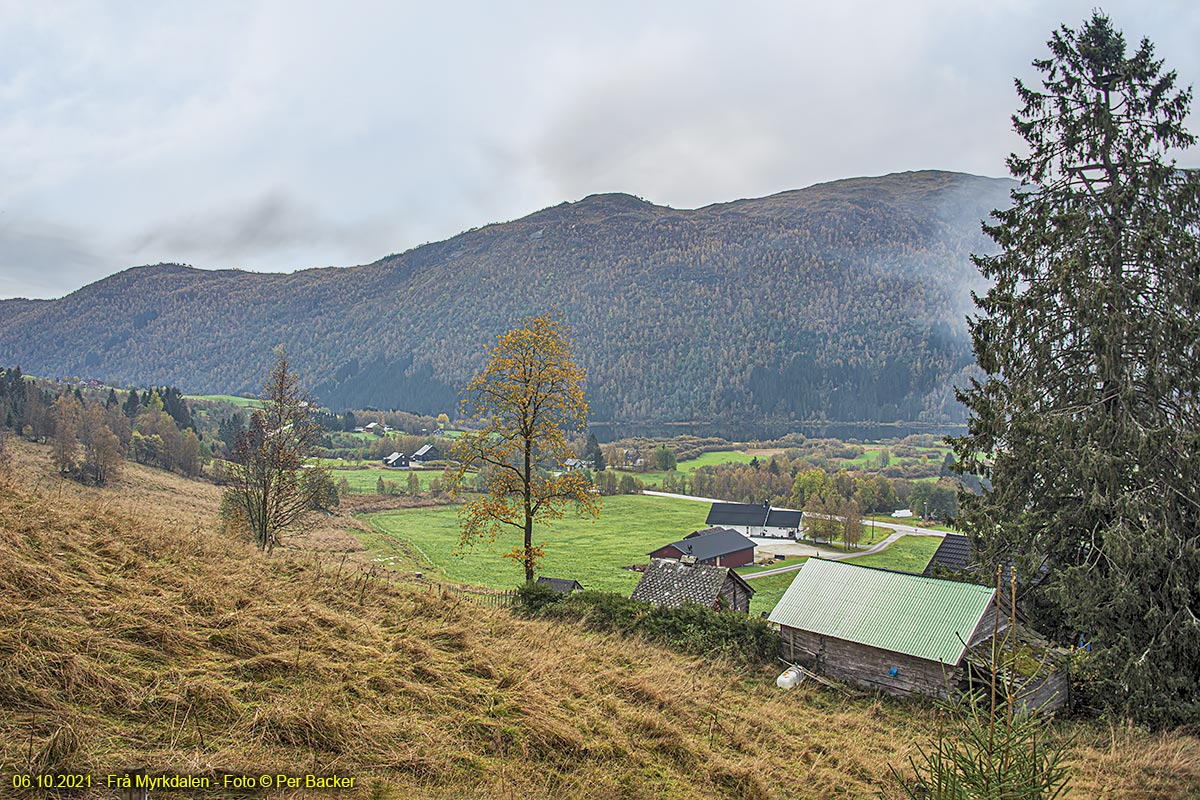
xmin=127 ymin=190 xmax=401 ymax=270
xmin=0 ymin=218 xmax=111 ymax=299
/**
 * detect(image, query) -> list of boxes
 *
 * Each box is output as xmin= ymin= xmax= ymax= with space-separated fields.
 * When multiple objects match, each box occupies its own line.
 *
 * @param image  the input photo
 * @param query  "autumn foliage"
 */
xmin=452 ymin=315 xmax=600 ymax=582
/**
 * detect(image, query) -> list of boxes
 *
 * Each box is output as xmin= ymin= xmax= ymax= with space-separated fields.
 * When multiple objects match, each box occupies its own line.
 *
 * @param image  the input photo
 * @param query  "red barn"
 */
xmin=647 ymin=527 xmax=756 ymax=568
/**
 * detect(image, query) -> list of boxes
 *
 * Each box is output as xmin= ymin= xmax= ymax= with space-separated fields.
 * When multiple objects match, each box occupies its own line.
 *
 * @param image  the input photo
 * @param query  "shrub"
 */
xmin=529 ymin=590 xmax=776 ymax=664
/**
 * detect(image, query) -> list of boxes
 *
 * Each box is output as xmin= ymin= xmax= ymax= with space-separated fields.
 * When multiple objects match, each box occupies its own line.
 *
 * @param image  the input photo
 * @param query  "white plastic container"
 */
xmin=776 ymin=665 xmax=804 ymax=689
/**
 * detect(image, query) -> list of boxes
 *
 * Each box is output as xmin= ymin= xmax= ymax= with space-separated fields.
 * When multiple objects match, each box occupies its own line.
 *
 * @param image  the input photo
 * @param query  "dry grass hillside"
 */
xmin=1 ymin=440 xmax=1198 ymax=799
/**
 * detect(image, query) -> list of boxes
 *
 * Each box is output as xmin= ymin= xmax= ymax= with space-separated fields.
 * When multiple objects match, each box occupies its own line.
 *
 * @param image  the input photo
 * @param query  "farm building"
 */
xmin=706 ymin=502 xmax=803 ymax=539
xmin=563 ymin=458 xmax=588 ymax=471
xmin=411 ymin=443 xmax=443 ymax=462
xmin=631 ymin=558 xmax=755 ymax=613
xmin=647 ymin=527 xmax=756 ymax=567
xmin=537 ymin=577 xmax=584 ymax=593
xmin=382 ymin=452 xmax=409 ymax=469
xmin=768 ymin=559 xmax=1068 ymax=709
xmin=924 ymin=533 xmax=971 ymax=575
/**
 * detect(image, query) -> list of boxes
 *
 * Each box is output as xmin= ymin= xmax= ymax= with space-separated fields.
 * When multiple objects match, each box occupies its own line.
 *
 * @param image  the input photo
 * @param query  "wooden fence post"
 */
xmin=121 ymin=768 xmax=148 ymax=800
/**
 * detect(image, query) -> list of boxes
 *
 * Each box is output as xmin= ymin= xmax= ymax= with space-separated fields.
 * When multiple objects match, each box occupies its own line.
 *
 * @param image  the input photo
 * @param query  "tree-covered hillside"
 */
xmin=0 ymin=170 xmax=1014 ymax=423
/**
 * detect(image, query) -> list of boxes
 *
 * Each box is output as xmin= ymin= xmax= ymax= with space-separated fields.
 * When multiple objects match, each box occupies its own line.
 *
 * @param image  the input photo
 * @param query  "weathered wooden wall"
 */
xmin=779 ymin=626 xmax=960 ymax=699
xmin=719 ymin=576 xmax=753 ymax=613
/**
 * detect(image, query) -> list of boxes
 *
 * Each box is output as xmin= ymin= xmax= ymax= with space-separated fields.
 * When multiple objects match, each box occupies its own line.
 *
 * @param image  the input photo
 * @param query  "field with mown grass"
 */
xmin=362 ymin=493 xmax=940 ymax=615
xmin=845 ymin=534 xmax=944 ymax=574
xmin=184 ymin=392 xmax=263 ymax=407
xmin=328 ymin=463 xmax=457 ymax=493
xmin=612 ymin=449 xmax=756 ymax=485
xmin=363 ymin=494 xmax=710 ymax=594
xmin=2 ymin=438 xmax=1198 ymax=799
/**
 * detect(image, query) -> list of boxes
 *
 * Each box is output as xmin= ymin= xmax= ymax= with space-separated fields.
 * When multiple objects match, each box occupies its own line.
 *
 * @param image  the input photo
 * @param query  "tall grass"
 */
xmin=0 ymin=440 xmax=1197 ymax=799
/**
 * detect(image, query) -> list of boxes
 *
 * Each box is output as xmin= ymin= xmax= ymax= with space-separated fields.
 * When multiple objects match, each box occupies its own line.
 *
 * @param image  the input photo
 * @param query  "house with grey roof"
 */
xmin=705 ymin=502 xmax=802 ymax=539
xmin=411 ymin=443 xmax=442 ymax=463
xmin=382 ymin=451 xmax=409 ymax=469
xmin=630 ymin=558 xmax=754 ymax=613
xmin=647 ymin=527 xmax=756 ymax=567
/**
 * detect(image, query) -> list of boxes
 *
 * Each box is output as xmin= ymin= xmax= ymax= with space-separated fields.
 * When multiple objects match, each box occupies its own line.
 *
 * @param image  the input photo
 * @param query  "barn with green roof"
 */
xmin=768 ymin=559 xmax=1005 ymax=699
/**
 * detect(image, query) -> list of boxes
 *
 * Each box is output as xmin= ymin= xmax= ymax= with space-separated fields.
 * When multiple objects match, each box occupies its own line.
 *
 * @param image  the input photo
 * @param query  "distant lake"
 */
xmin=589 ymin=420 xmax=967 ymax=444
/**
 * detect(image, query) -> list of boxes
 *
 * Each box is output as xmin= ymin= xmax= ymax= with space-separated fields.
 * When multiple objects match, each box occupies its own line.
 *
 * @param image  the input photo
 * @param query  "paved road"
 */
xmin=744 ymin=530 xmax=924 ymax=579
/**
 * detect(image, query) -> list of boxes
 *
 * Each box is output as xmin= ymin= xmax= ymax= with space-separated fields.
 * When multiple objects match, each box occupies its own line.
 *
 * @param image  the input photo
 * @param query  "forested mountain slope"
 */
xmin=0 ymin=171 xmax=1015 ymax=422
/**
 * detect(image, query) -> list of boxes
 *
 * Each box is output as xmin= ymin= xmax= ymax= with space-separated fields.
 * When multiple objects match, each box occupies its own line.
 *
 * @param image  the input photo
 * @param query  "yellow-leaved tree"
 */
xmin=451 ymin=314 xmax=600 ymax=583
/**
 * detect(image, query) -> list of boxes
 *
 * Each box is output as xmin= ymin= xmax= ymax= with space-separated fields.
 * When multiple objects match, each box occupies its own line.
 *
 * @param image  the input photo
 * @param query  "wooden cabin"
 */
xmin=382 ymin=451 xmax=409 ymax=469
xmin=769 ymin=559 xmax=1068 ymax=710
xmin=631 ymin=558 xmax=755 ymax=613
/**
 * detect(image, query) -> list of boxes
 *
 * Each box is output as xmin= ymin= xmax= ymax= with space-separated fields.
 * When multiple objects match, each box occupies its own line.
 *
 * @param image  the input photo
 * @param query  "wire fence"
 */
xmin=439 ymin=584 xmax=518 ymax=608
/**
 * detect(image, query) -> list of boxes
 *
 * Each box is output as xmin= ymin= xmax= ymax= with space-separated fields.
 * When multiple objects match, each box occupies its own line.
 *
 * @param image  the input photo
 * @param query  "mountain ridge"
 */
xmin=0 ymin=170 xmax=1017 ymax=423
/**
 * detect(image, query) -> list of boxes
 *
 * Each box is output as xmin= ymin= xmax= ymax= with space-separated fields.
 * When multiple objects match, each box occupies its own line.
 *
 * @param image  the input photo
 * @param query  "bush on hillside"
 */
xmin=518 ymin=588 xmax=776 ymax=664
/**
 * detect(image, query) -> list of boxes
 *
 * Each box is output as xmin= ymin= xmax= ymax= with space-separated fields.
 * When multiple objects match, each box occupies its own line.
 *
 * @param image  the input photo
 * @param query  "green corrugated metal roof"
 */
xmin=767 ymin=558 xmax=996 ymax=665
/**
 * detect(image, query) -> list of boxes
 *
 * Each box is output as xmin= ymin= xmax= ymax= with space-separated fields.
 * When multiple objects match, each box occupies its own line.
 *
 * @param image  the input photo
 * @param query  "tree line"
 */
xmin=0 ymin=367 xmax=202 ymax=484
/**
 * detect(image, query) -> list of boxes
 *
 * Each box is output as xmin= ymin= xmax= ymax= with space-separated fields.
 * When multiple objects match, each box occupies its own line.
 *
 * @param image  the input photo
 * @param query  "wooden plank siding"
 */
xmin=779 ymin=626 xmax=962 ymax=699
xmin=719 ymin=574 xmax=754 ymax=613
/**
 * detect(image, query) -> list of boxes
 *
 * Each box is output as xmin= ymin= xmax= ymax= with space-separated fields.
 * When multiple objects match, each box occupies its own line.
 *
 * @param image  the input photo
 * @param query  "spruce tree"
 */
xmin=123 ymin=389 xmax=140 ymax=418
xmin=953 ymin=12 xmax=1200 ymax=727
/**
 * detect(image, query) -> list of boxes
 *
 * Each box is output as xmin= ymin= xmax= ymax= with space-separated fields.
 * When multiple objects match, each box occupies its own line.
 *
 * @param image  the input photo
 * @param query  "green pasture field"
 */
xmin=329 ymin=464 xmax=456 ymax=493
xmin=185 ymin=393 xmax=262 ymax=408
xmin=837 ymin=443 xmax=953 ymax=468
xmin=615 ymin=449 xmax=755 ymax=484
xmin=864 ymin=515 xmax=958 ymax=533
xmin=843 ymin=534 xmax=942 ymax=573
xmin=734 ymin=560 xmax=800 ymax=576
xmin=361 ymin=494 xmax=710 ymax=593
xmin=746 ymin=568 xmax=808 ymax=616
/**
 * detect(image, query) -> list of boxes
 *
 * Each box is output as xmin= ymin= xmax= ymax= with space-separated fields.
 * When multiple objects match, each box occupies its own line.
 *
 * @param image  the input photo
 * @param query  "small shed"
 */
xmin=631 ymin=558 xmax=755 ymax=613
xmin=769 ymin=559 xmax=1002 ymax=699
xmin=383 ymin=451 xmax=409 ymax=469
xmin=648 ymin=527 xmax=756 ymax=568
xmin=411 ymin=443 xmax=443 ymax=462
xmin=537 ymin=577 xmax=584 ymax=594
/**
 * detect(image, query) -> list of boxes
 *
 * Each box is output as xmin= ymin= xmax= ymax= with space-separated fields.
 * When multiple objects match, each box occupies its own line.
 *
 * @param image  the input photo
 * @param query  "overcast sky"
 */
xmin=2 ymin=1 xmax=1198 ymax=300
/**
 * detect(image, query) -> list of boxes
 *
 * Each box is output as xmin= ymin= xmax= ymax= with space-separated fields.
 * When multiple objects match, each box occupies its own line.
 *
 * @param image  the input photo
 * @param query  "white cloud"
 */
xmin=0 ymin=0 xmax=1197 ymax=298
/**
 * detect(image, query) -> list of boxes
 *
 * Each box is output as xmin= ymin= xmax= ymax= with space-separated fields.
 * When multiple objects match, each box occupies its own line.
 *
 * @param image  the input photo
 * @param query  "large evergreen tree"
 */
xmin=953 ymin=13 xmax=1200 ymax=727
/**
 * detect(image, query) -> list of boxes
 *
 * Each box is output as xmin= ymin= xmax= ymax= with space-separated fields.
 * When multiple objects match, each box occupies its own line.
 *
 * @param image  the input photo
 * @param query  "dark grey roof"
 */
xmin=684 ymin=526 xmax=733 ymax=540
xmin=706 ymin=502 xmax=770 ymax=527
xmin=705 ymin=502 xmax=802 ymax=529
xmin=537 ymin=577 xmax=584 ymax=593
xmin=651 ymin=528 xmax=755 ymax=561
xmin=766 ymin=509 xmax=803 ymax=528
xmin=630 ymin=559 xmax=754 ymax=609
xmin=924 ymin=533 xmax=972 ymax=575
